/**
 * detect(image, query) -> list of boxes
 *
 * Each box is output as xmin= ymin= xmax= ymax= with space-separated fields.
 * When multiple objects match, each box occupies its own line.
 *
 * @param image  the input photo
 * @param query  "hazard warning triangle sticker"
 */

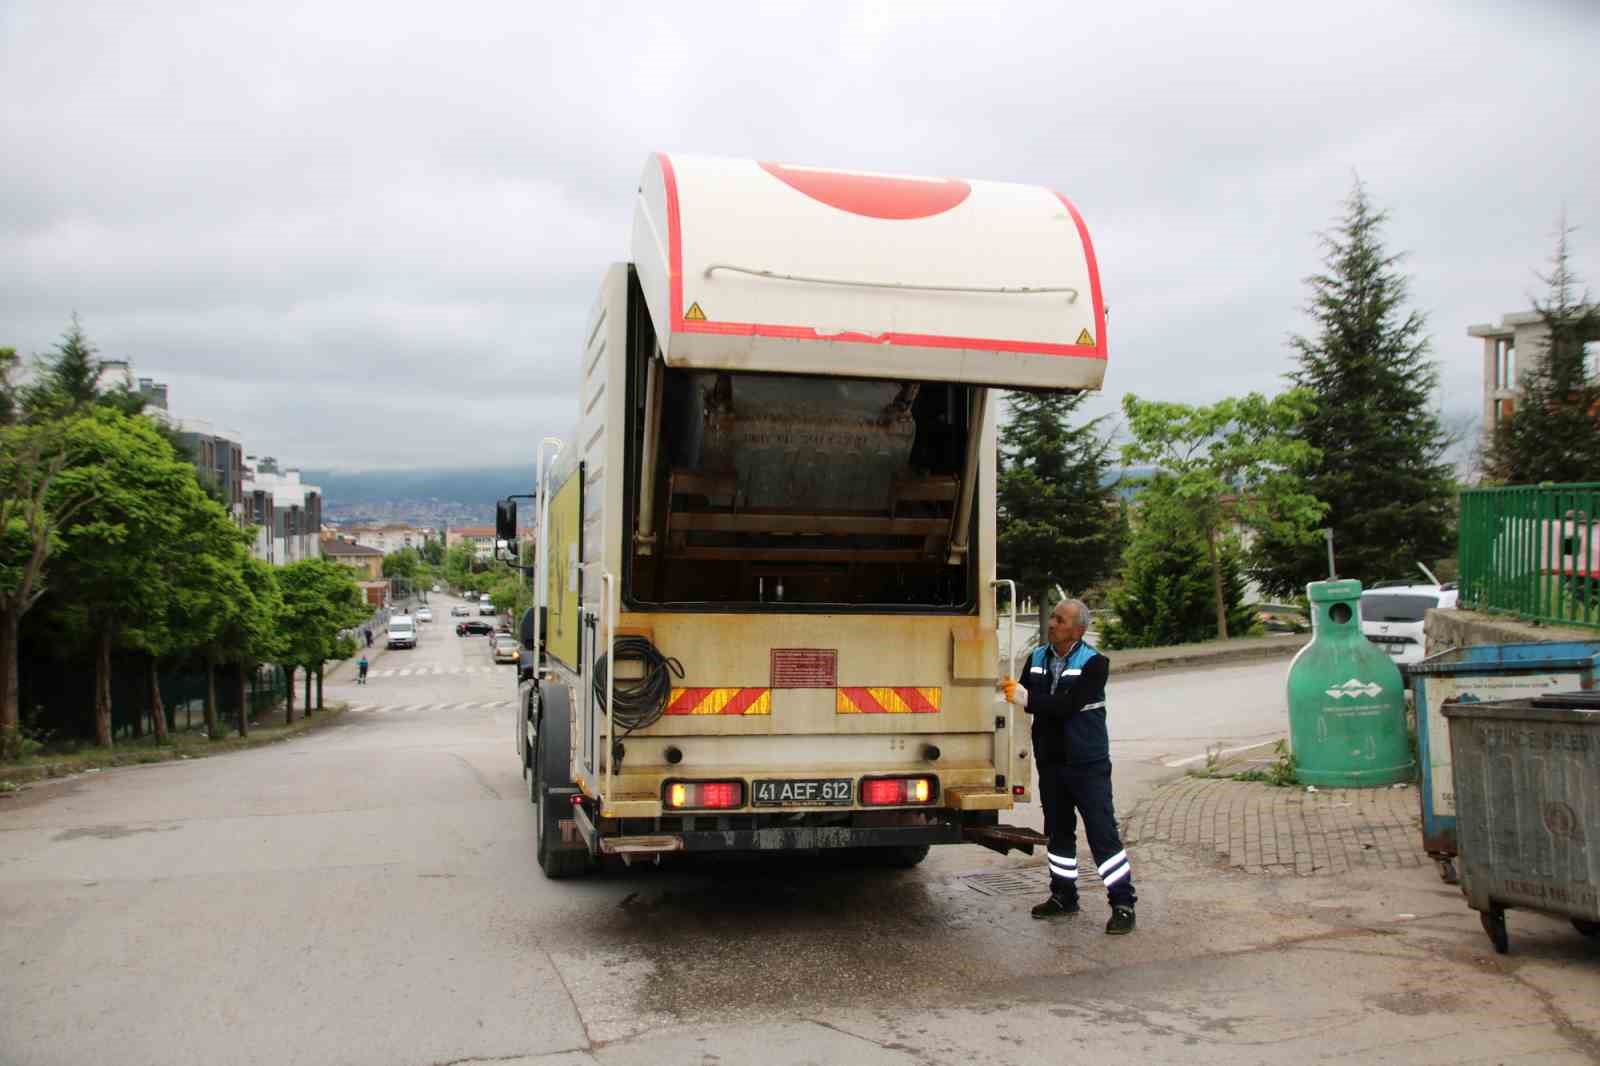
xmin=684 ymin=302 xmax=706 ymax=322
xmin=1076 ymin=328 xmax=1094 ymax=346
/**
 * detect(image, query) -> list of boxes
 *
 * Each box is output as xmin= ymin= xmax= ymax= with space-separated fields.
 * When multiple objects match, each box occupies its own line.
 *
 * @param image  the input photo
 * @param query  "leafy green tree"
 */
xmin=0 ymin=402 xmax=97 ymax=750
xmin=161 ymin=494 xmax=256 ymax=739
xmin=47 ymin=408 xmax=200 ymax=747
xmin=382 ymin=547 xmax=421 ymax=580
xmin=997 ymin=390 xmax=1122 ymax=635
xmin=1120 ymin=391 xmax=1324 ymax=640
xmin=420 ymin=538 xmax=444 ymax=566
xmin=1255 ymin=180 xmax=1456 ymax=598
xmin=1103 ymin=479 xmax=1257 ymax=648
xmin=276 ymin=559 xmax=367 ymax=717
xmin=231 ymin=558 xmax=285 ymax=736
xmin=1484 ymin=223 xmax=1600 ymax=484
xmin=443 ymin=541 xmax=475 ymax=590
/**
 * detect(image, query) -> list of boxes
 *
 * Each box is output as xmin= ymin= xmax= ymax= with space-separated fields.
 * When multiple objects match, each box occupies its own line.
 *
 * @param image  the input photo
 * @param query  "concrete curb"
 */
xmin=1110 ymin=634 xmax=1309 ymax=676
xmin=0 ymin=702 xmax=352 ymax=787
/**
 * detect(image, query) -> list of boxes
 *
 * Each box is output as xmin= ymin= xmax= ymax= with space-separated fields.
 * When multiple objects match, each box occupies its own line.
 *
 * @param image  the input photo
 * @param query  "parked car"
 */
xmin=450 ymin=605 xmax=469 ymax=617
xmin=431 ymin=584 xmax=441 ymax=593
xmin=478 ymin=602 xmax=498 ymax=616
xmin=493 ymin=635 xmax=521 ymax=663
xmin=1360 ymin=574 xmax=1458 ymax=668
xmin=416 ymin=606 xmax=433 ymax=622
xmin=456 ymin=620 xmax=495 ymax=636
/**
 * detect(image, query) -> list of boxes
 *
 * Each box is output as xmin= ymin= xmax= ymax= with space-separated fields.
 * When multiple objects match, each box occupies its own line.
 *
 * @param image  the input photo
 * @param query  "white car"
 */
xmin=1360 ymin=582 xmax=1458 ymax=667
xmin=416 ymin=606 xmax=433 ymax=622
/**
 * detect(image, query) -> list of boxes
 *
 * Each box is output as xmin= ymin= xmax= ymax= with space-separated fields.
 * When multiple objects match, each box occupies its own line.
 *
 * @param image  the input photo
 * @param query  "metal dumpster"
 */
xmin=1442 ymin=691 xmax=1600 ymax=953
xmin=1410 ymin=641 xmax=1600 ymax=881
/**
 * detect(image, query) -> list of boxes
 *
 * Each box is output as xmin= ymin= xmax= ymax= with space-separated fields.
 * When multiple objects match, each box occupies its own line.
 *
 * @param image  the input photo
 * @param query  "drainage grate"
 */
xmin=964 ymin=870 xmax=1042 ymax=897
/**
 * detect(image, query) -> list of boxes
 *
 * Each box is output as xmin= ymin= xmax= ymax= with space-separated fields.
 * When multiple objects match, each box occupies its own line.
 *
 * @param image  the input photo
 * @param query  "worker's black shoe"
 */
xmin=1105 ymin=905 xmax=1136 ymax=935
xmin=1031 ymin=895 xmax=1080 ymax=919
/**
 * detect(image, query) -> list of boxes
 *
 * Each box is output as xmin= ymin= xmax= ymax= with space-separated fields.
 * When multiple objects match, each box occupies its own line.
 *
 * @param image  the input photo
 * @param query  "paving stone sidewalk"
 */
xmin=1125 ymin=775 xmax=1430 ymax=877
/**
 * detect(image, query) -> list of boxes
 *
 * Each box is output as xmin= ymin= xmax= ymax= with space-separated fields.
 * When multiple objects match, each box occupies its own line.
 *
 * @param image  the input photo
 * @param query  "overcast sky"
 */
xmin=4 ymin=1 xmax=1596 ymax=471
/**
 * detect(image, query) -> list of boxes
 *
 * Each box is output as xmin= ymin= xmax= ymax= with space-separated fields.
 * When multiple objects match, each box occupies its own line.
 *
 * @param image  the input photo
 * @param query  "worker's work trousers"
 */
xmin=1041 ymin=762 xmax=1136 ymax=907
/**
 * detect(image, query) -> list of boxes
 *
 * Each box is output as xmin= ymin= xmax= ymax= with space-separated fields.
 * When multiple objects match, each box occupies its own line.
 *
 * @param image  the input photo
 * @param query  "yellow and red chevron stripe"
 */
xmin=836 ymin=687 xmax=942 ymax=714
xmin=666 ymin=687 xmax=772 ymax=716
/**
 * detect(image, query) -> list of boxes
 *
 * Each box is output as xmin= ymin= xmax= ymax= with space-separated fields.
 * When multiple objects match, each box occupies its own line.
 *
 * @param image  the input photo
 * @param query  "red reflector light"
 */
xmin=664 ymin=780 xmax=745 ymax=810
xmin=860 ymin=776 xmax=935 ymax=806
xmin=1012 ymin=785 xmax=1025 ymax=797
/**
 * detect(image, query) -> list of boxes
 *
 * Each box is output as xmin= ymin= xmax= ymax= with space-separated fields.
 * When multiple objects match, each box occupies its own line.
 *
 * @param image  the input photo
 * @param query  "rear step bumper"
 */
xmin=594 ymin=823 xmax=962 ymax=856
xmin=962 ymin=823 xmax=1049 ymax=856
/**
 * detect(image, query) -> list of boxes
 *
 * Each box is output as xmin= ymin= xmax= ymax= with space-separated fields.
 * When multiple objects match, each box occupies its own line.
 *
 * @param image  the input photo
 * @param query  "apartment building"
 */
xmin=242 ymin=456 xmax=323 ymax=565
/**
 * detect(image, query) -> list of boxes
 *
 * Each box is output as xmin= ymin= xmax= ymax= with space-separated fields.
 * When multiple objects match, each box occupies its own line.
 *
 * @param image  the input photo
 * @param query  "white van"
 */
xmin=387 ymin=615 xmax=417 ymax=650
xmin=1359 ymin=583 xmax=1457 ymax=667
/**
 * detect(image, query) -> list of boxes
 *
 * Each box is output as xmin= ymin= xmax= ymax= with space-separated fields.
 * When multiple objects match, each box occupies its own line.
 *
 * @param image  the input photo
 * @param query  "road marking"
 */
xmin=349 ymin=700 xmax=513 ymax=713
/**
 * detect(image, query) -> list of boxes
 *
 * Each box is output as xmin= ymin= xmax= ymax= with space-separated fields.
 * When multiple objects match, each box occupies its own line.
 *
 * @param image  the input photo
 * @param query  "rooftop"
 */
xmin=322 ymin=539 xmax=384 ymax=557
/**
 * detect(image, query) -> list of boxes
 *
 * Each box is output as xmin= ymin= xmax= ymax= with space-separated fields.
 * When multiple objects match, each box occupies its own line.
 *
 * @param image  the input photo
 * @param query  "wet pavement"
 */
xmin=1 ymin=599 xmax=1596 ymax=1064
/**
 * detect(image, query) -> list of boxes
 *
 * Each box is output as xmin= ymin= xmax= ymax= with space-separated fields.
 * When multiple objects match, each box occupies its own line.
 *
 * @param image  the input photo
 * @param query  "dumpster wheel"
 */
xmin=1437 ymin=858 xmax=1458 ymax=885
xmin=1481 ymin=906 xmax=1509 ymax=954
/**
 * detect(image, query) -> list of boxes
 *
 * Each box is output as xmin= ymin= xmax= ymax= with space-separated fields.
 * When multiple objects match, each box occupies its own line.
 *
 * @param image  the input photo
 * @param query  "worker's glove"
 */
xmin=999 ymin=678 xmax=1028 ymax=709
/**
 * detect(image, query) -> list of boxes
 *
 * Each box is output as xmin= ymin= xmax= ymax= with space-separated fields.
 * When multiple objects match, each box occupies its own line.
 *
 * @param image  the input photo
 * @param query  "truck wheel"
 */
xmin=532 ymin=682 xmax=589 ymax=879
xmin=882 ymin=845 xmax=930 ymax=868
xmin=1481 ymin=906 xmax=1509 ymax=954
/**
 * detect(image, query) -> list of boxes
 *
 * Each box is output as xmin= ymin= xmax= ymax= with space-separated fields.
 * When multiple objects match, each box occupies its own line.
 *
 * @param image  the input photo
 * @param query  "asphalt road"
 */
xmin=5 ymin=605 xmax=1438 ymax=1066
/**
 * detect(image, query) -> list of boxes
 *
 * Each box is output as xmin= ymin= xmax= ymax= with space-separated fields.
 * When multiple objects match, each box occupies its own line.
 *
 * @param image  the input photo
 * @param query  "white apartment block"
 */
xmin=334 ymin=524 xmax=438 ymax=556
xmin=242 ymin=456 xmax=323 ymax=566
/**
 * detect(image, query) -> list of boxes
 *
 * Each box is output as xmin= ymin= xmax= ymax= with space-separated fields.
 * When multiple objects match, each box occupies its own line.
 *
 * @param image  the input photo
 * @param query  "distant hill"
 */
xmin=306 ymin=464 xmax=1161 ymax=509
xmin=303 ymin=466 xmax=535 ymax=507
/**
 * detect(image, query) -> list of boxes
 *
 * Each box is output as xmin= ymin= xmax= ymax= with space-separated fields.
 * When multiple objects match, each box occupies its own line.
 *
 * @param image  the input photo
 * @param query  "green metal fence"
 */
xmin=1459 ymin=482 xmax=1600 ymax=630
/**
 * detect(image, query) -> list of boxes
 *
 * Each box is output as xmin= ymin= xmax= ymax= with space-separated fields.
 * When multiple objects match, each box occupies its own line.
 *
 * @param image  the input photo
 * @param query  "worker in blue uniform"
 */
xmin=1001 ymin=598 xmax=1136 ymax=935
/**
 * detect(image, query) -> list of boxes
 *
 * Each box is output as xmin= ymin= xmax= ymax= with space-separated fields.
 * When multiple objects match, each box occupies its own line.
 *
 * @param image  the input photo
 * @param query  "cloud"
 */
xmin=3 ymin=0 xmax=1596 ymax=470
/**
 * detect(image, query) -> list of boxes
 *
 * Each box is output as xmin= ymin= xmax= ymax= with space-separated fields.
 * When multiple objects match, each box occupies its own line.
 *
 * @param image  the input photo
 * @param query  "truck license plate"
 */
xmin=752 ymin=778 xmax=852 ymax=807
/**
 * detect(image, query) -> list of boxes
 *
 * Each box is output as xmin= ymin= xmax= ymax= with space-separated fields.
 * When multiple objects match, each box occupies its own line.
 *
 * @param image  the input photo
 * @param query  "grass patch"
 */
xmin=1187 ymin=738 xmax=1300 ymax=787
xmin=0 ymin=703 xmax=348 ymax=788
xmin=1227 ymin=740 xmax=1300 ymax=787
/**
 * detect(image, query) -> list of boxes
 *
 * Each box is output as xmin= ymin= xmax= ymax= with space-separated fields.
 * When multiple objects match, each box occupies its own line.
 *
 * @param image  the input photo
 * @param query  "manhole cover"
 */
xmin=964 ymin=870 xmax=1040 ymax=897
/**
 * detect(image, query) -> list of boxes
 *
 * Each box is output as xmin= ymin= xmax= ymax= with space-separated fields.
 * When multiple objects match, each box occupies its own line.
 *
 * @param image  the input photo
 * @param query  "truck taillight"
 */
xmin=860 ymin=776 xmax=935 ymax=806
xmin=665 ymin=780 xmax=745 ymax=810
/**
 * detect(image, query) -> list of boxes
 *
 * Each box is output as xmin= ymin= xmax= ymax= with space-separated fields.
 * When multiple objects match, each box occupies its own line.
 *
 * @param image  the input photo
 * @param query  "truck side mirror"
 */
xmin=496 ymin=499 xmax=518 ymax=541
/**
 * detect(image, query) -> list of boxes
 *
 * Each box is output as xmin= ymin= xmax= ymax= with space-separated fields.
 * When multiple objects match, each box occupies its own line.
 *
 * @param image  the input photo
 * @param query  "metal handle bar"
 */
xmin=704 ymin=263 xmax=1079 ymax=301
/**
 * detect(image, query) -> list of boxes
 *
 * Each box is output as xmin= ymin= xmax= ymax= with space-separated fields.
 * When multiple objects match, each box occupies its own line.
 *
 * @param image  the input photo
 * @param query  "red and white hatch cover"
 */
xmin=630 ymin=153 xmax=1107 ymax=392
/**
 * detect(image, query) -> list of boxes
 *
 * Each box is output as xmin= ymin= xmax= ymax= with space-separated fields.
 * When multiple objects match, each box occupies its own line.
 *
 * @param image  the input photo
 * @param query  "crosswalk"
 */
xmin=365 ymin=665 xmax=507 ymax=678
xmin=347 ymin=700 xmax=514 ymax=714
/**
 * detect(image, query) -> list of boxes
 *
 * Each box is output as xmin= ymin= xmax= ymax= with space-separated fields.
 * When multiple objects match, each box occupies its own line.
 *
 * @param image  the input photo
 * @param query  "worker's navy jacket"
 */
xmin=1021 ymin=640 xmax=1110 ymax=768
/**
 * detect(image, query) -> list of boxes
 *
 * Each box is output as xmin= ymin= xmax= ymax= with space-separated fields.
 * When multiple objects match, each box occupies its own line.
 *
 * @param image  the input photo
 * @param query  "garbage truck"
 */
xmin=505 ymin=153 xmax=1108 ymax=876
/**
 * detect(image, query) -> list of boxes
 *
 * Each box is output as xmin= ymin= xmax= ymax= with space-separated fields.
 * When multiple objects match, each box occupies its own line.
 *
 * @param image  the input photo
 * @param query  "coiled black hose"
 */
xmin=592 ymin=635 xmax=684 ymax=733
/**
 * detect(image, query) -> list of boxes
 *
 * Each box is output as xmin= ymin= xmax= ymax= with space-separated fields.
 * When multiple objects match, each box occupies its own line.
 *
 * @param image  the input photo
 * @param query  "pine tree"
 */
xmin=1484 ymin=223 xmax=1600 ymax=484
xmin=996 ymin=390 xmax=1121 ymax=634
xmin=1254 ymin=179 xmax=1456 ymax=599
xmin=26 ymin=315 xmax=102 ymax=414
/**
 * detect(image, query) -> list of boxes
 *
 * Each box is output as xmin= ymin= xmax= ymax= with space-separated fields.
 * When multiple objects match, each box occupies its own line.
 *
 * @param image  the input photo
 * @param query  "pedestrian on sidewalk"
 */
xmin=357 ymin=654 xmax=369 ymax=685
xmin=364 ymin=628 xmax=373 ymax=648
xmin=1000 ymin=598 xmax=1137 ymax=935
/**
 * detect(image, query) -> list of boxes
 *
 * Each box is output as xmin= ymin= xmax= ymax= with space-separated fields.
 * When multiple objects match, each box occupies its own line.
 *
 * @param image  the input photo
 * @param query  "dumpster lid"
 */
xmin=1533 ymin=692 xmax=1600 ymax=710
xmin=1411 ymin=640 xmax=1600 ymax=676
xmin=1441 ymin=689 xmax=1600 ymax=723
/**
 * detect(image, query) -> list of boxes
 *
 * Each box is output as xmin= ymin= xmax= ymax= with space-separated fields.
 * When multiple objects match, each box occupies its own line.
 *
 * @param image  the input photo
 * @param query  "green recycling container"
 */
xmin=1286 ymin=579 xmax=1414 ymax=788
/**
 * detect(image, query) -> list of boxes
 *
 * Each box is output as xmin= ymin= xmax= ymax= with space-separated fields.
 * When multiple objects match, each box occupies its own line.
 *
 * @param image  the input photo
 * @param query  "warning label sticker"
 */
xmin=684 ymin=302 xmax=707 ymax=321
xmin=1076 ymin=328 xmax=1094 ymax=346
